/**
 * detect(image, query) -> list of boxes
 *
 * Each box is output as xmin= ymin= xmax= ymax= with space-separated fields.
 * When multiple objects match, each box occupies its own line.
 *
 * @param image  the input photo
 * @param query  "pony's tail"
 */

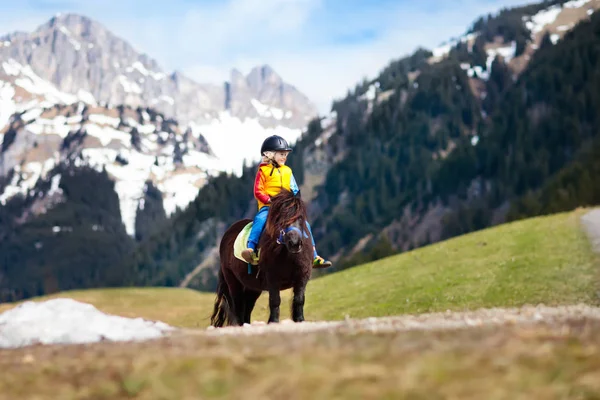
xmin=210 ymin=268 xmax=231 ymax=327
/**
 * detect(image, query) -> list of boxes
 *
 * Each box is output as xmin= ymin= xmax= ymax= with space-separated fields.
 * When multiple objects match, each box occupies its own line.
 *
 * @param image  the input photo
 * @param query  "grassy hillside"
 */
xmin=2 ymin=208 xmax=597 ymax=328
xmin=304 ymin=208 xmax=599 ymax=320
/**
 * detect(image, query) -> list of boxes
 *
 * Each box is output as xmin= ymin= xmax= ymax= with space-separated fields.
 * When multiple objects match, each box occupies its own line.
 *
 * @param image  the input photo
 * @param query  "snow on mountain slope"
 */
xmin=430 ymin=0 xmax=599 ymax=77
xmin=0 ymin=65 xmax=223 ymax=235
xmin=0 ymin=60 xmax=307 ymax=235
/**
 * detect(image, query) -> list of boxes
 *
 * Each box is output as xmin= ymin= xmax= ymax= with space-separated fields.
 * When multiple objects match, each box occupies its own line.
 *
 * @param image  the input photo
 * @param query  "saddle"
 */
xmin=233 ymin=222 xmax=261 ymax=264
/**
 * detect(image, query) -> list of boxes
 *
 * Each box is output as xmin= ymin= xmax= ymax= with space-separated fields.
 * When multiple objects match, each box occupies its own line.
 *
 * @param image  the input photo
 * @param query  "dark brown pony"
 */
xmin=210 ymin=190 xmax=313 ymax=326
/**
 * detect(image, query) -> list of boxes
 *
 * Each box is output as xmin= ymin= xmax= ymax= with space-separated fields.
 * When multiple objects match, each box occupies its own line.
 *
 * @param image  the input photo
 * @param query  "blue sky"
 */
xmin=0 ymin=0 xmax=531 ymax=113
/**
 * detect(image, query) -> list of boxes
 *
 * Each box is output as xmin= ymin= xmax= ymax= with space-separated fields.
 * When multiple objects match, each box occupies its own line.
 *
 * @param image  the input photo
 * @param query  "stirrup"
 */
xmin=242 ymin=248 xmax=259 ymax=265
xmin=313 ymin=256 xmax=332 ymax=268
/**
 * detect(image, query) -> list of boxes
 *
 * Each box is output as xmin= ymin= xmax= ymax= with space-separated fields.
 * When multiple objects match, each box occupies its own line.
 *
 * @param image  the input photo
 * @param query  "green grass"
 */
xmin=304 ymin=208 xmax=600 ymax=320
xmin=1 ymin=209 xmax=598 ymax=327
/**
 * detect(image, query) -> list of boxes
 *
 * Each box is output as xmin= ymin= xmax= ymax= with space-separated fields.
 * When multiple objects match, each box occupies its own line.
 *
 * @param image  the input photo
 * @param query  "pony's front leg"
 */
xmin=292 ymin=282 xmax=307 ymax=323
xmin=267 ymin=287 xmax=281 ymax=323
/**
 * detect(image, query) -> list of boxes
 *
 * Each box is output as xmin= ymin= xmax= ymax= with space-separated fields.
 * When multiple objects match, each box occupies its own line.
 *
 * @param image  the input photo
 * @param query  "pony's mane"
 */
xmin=265 ymin=190 xmax=307 ymax=238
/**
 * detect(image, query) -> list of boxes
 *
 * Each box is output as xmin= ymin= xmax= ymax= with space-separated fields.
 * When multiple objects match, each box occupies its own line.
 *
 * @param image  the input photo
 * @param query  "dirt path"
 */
xmin=201 ymin=304 xmax=600 ymax=336
xmin=204 ymin=304 xmax=600 ymax=336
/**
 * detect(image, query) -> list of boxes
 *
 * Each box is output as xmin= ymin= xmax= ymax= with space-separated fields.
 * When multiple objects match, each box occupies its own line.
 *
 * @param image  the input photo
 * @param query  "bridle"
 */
xmin=276 ymin=226 xmax=309 ymax=250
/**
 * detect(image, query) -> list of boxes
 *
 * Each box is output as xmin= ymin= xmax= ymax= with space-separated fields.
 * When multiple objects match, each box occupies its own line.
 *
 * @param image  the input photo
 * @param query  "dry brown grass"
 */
xmin=2 ymin=318 xmax=600 ymax=399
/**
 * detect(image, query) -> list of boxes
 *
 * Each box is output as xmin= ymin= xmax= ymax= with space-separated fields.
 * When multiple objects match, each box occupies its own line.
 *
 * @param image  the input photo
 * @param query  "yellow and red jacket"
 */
xmin=253 ymin=162 xmax=299 ymax=209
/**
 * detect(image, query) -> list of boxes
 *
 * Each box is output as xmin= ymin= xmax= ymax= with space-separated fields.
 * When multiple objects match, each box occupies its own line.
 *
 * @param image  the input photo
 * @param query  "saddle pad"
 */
xmin=233 ymin=222 xmax=260 ymax=263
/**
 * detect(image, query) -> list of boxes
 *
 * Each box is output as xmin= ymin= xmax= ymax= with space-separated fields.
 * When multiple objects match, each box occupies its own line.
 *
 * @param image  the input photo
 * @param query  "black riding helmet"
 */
xmin=260 ymin=135 xmax=293 ymax=155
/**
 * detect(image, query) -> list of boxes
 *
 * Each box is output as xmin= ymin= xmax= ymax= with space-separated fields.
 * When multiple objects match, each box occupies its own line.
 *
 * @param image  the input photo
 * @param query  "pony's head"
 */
xmin=265 ymin=190 xmax=308 ymax=254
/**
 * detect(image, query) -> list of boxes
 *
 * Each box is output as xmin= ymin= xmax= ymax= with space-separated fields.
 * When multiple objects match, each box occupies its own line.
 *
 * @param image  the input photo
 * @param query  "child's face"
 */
xmin=274 ymin=151 xmax=290 ymax=166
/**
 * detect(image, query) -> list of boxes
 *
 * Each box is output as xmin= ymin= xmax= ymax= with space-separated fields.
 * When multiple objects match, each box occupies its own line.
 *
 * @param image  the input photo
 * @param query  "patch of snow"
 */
xmin=58 ymin=25 xmax=82 ymax=50
xmin=158 ymin=95 xmax=174 ymax=105
xmin=118 ymin=75 xmax=142 ymax=94
xmin=189 ymin=112 xmax=302 ymax=176
xmin=2 ymin=59 xmax=21 ymax=76
xmin=0 ymin=82 xmax=16 ymax=130
xmin=556 ymin=24 xmax=571 ymax=31
xmin=0 ymin=159 xmax=56 ymax=205
xmin=103 ymin=150 xmax=157 ymax=235
xmin=7 ymin=60 xmax=77 ymax=105
xmin=525 ymin=5 xmax=562 ymax=34
xmin=270 ymin=106 xmax=284 ymax=120
xmin=466 ymin=65 xmax=489 ymax=80
xmin=84 ymin=123 xmax=130 ymax=147
xmin=88 ymin=114 xmax=121 ymax=128
xmin=588 ymin=9 xmax=595 ymax=15
xmin=26 ymin=116 xmax=78 ymax=139
xmin=21 ymin=107 xmax=43 ymax=122
xmin=48 ymin=173 xmax=62 ymax=196
xmin=66 ymin=114 xmax=82 ymax=124
xmin=127 ymin=61 xmax=165 ymax=80
xmin=486 ymin=41 xmax=517 ymax=72
xmin=360 ymin=84 xmax=377 ymax=102
xmin=430 ymin=32 xmax=479 ymax=60
xmin=77 ymin=89 xmax=97 ymax=105
xmin=471 ymin=135 xmax=480 ymax=146
xmin=249 ymin=99 xmax=285 ymax=120
xmin=141 ymin=137 xmax=158 ymax=151
xmin=0 ymin=299 xmax=174 ymax=349
xmin=564 ymin=0 xmax=591 ymax=8
xmin=159 ymin=172 xmax=206 ymax=215
xmin=432 ymin=42 xmax=453 ymax=58
xmin=130 ymin=61 xmax=149 ymax=76
xmin=250 ymin=98 xmax=269 ymax=116
xmin=551 ymin=34 xmax=560 ymax=44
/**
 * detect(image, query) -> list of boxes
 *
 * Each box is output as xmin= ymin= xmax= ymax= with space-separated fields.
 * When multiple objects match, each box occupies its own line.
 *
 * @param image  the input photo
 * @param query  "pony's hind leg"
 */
xmin=223 ymin=268 xmax=245 ymax=326
xmin=292 ymin=281 xmax=307 ymax=323
xmin=242 ymin=289 xmax=261 ymax=324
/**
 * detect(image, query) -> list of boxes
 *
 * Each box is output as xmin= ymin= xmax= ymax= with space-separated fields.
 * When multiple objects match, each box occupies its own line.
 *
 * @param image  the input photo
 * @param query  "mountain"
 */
xmin=307 ymin=0 xmax=600 ymax=264
xmin=3 ymin=0 xmax=600 ymax=302
xmin=0 ymin=100 xmax=217 ymax=235
xmin=0 ymin=13 xmax=316 ymax=128
xmin=0 ymin=13 xmax=318 ymax=237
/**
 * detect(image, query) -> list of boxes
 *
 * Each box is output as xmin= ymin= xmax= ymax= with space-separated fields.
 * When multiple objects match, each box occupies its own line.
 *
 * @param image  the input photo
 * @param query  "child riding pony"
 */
xmin=241 ymin=135 xmax=332 ymax=269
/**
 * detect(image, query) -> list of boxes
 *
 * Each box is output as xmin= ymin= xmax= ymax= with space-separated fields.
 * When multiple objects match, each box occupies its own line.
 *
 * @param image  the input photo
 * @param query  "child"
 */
xmin=241 ymin=135 xmax=332 ymax=268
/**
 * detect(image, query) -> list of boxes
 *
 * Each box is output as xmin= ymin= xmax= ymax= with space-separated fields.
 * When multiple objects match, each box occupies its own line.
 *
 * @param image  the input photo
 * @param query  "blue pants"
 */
xmin=247 ymin=206 xmax=317 ymax=257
